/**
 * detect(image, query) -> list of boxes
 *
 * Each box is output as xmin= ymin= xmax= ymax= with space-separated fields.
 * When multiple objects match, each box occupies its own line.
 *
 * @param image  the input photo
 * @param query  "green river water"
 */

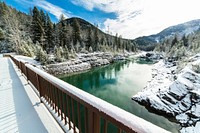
xmin=60 ymin=60 xmax=179 ymax=133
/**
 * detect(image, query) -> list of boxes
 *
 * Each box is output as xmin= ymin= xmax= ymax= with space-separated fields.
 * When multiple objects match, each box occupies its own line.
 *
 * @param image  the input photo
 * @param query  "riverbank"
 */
xmin=44 ymin=52 xmax=134 ymax=76
xmin=132 ymin=54 xmax=200 ymax=133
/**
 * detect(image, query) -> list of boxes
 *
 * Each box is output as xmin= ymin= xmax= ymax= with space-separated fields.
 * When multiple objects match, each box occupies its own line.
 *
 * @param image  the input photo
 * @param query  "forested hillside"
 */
xmin=154 ymin=30 xmax=200 ymax=60
xmin=0 ymin=2 xmax=136 ymax=64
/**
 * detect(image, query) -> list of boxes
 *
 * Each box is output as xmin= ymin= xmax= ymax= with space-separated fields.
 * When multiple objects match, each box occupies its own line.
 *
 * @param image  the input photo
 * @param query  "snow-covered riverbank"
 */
xmin=132 ymin=54 xmax=200 ymax=133
xmin=45 ymin=52 xmax=133 ymax=76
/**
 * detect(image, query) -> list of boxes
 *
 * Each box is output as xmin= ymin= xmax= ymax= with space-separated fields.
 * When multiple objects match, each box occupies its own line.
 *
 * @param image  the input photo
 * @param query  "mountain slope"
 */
xmin=134 ymin=19 xmax=200 ymax=47
xmin=51 ymin=16 xmax=137 ymax=54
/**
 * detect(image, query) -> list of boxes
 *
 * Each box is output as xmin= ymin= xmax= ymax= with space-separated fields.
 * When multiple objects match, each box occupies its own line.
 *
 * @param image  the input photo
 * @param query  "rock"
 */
xmin=132 ymin=54 xmax=200 ymax=133
xmin=113 ymin=54 xmax=126 ymax=61
xmin=161 ymin=93 xmax=177 ymax=104
xmin=180 ymin=121 xmax=200 ymax=133
xmin=90 ymin=59 xmax=110 ymax=67
xmin=168 ymin=81 xmax=188 ymax=100
xmin=138 ymin=52 xmax=163 ymax=62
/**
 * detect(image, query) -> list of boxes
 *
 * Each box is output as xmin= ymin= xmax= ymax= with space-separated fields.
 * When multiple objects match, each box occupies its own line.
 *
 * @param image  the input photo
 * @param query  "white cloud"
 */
xmin=35 ymin=1 xmax=70 ymax=19
xmin=15 ymin=0 xmax=70 ymax=20
xmin=72 ymin=0 xmax=200 ymax=39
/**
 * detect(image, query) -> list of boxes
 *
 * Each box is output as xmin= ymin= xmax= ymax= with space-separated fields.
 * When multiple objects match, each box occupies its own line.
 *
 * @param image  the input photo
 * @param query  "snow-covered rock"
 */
xmin=46 ymin=61 xmax=91 ymax=76
xmin=180 ymin=121 xmax=200 ymax=133
xmin=137 ymin=52 xmax=163 ymax=63
xmin=132 ymin=54 xmax=200 ymax=133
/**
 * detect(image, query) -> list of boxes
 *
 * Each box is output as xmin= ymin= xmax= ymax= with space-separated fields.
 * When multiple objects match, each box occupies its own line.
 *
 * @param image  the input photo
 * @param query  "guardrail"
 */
xmin=10 ymin=55 xmax=170 ymax=133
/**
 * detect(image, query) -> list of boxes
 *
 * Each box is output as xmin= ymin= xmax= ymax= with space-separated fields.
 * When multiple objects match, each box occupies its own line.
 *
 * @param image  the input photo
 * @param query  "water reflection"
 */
xmin=63 ymin=61 xmax=130 ymax=89
xmin=60 ymin=60 xmax=179 ymax=133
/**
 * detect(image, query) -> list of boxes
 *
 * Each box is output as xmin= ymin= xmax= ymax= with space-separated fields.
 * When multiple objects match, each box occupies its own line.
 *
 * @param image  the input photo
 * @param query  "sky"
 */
xmin=4 ymin=0 xmax=200 ymax=39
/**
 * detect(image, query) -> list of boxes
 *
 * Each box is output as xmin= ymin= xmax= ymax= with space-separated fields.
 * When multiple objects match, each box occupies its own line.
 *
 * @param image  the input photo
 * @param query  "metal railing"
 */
xmin=10 ymin=55 xmax=170 ymax=133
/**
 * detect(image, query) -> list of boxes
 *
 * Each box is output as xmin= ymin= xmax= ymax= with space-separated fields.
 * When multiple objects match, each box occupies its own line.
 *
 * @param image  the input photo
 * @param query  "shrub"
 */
xmin=192 ymin=64 xmax=200 ymax=73
xmin=35 ymin=44 xmax=48 ymax=64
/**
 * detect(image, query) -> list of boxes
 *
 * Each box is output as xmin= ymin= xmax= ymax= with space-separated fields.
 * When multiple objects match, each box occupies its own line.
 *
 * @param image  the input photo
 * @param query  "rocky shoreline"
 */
xmin=45 ymin=52 xmax=133 ymax=76
xmin=132 ymin=54 xmax=200 ymax=133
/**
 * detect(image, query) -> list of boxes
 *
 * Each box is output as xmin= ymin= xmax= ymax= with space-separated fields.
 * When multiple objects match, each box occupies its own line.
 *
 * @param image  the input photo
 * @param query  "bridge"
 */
xmin=0 ymin=54 xmax=170 ymax=133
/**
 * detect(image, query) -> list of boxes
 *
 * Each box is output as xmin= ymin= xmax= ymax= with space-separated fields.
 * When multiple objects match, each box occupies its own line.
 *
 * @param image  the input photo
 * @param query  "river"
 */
xmin=60 ymin=60 xmax=179 ymax=133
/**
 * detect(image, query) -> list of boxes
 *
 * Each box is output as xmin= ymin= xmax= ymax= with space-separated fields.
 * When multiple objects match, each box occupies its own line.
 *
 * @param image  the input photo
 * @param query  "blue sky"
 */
xmin=4 ymin=0 xmax=200 ymax=39
xmin=5 ymin=0 xmax=116 ymax=25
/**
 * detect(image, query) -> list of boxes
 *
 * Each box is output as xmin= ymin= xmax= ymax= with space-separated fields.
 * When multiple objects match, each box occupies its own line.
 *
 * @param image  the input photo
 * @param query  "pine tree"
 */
xmin=86 ymin=27 xmax=92 ymax=51
xmin=182 ymin=35 xmax=189 ymax=47
xmin=39 ymin=10 xmax=47 ymax=50
xmin=57 ymin=15 xmax=66 ymax=48
xmin=72 ymin=18 xmax=81 ymax=51
xmin=118 ymin=35 xmax=122 ymax=50
xmin=54 ymin=46 xmax=63 ymax=62
xmin=114 ymin=33 xmax=118 ymax=51
xmin=0 ymin=2 xmax=8 ymax=15
xmin=171 ymin=35 xmax=178 ymax=47
xmin=94 ymin=25 xmax=99 ymax=51
xmin=46 ymin=14 xmax=53 ymax=52
xmin=35 ymin=43 xmax=48 ymax=64
xmin=63 ymin=46 xmax=69 ymax=59
xmin=32 ymin=7 xmax=43 ymax=44
xmin=0 ymin=28 xmax=4 ymax=40
xmin=58 ymin=21 xmax=66 ymax=47
xmin=60 ymin=14 xmax=65 ymax=22
xmin=53 ymin=23 xmax=60 ymax=48
xmin=40 ymin=10 xmax=46 ymax=26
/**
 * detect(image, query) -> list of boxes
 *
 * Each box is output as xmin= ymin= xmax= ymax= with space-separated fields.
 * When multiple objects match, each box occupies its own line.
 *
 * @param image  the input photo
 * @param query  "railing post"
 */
xmin=36 ymin=74 xmax=42 ymax=103
xmin=24 ymin=62 xmax=28 ymax=77
xmin=103 ymin=119 xmax=108 ymax=133
xmin=87 ymin=110 xmax=100 ymax=133
xmin=20 ymin=61 xmax=23 ymax=74
xmin=117 ymin=128 xmax=122 ymax=133
xmin=93 ymin=112 xmax=100 ymax=133
xmin=87 ymin=109 xmax=93 ymax=133
xmin=26 ymin=66 xmax=29 ymax=82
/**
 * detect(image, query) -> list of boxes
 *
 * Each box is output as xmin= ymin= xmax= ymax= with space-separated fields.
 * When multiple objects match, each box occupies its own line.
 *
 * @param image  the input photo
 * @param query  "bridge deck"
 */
xmin=0 ymin=56 xmax=64 ymax=133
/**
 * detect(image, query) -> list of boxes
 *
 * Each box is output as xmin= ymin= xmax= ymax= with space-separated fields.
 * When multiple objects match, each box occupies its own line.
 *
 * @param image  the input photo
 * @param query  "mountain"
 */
xmin=0 ymin=2 xmax=136 ymax=56
xmin=63 ymin=17 xmax=101 ymax=31
xmin=134 ymin=19 xmax=200 ymax=49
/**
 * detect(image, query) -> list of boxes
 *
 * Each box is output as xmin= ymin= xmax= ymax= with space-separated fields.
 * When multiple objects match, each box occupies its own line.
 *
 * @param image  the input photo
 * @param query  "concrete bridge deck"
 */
xmin=0 ymin=56 xmax=63 ymax=133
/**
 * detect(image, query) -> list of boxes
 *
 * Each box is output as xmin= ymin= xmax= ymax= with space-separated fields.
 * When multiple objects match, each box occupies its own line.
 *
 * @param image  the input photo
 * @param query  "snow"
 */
xmin=191 ymin=90 xmax=200 ymax=96
xmin=180 ymin=122 xmax=200 ymax=133
xmin=14 ymin=55 xmax=41 ymax=66
xmin=176 ymin=113 xmax=189 ymax=124
xmin=169 ymin=81 xmax=188 ymax=98
xmin=132 ymin=54 xmax=200 ymax=133
xmin=26 ymin=63 xmax=170 ymax=133
xmin=0 ymin=57 xmax=63 ymax=133
xmin=191 ymin=104 xmax=200 ymax=117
